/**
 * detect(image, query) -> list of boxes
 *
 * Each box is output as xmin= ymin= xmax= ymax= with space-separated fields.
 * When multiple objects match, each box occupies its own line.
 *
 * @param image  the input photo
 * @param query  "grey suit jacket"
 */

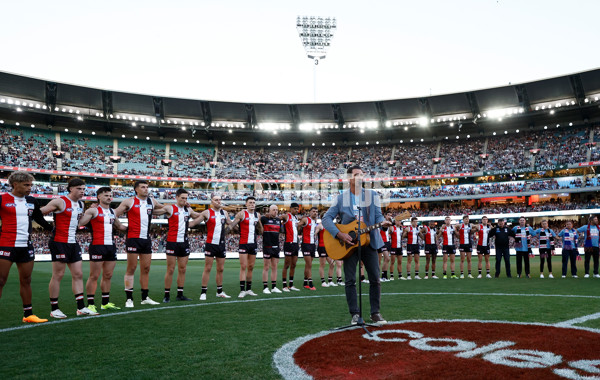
xmin=322 ymin=188 xmax=385 ymax=250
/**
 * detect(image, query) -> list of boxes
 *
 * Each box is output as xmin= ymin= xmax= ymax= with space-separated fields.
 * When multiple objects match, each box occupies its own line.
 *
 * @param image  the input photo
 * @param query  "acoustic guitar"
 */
xmin=323 ymin=211 xmax=412 ymax=260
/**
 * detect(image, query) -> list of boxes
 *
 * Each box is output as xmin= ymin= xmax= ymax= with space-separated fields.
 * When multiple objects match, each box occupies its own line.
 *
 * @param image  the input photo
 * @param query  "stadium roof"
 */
xmin=1 ymin=68 xmax=600 ymax=145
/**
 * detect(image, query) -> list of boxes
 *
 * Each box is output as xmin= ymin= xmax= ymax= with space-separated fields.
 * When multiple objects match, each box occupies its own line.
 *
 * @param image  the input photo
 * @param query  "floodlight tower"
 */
xmin=296 ymin=16 xmax=337 ymax=102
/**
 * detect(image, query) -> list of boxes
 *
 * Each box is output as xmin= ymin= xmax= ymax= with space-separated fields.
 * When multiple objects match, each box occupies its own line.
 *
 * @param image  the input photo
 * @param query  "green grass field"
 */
xmin=1 ymin=257 xmax=599 ymax=379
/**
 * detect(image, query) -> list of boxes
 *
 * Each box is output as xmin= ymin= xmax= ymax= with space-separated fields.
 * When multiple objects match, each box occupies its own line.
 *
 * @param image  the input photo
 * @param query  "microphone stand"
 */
xmin=334 ymin=197 xmax=376 ymax=336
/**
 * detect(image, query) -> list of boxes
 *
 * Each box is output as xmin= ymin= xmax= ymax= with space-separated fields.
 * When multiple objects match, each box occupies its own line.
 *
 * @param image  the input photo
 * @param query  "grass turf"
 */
xmin=0 ymin=257 xmax=599 ymax=379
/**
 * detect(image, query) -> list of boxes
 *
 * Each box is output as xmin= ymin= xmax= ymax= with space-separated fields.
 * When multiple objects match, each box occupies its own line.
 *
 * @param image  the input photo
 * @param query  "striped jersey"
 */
xmin=90 ymin=206 xmax=116 ymax=245
xmin=441 ymin=225 xmax=455 ymax=245
xmin=406 ymin=225 xmax=419 ymax=245
xmin=167 ymin=205 xmax=190 ymax=243
xmin=533 ymin=228 xmax=556 ymax=249
xmin=206 ymin=208 xmax=226 ymax=245
xmin=390 ymin=225 xmax=403 ymax=248
xmin=458 ymin=223 xmax=472 ymax=245
xmin=477 ymin=225 xmax=491 ymax=247
xmin=379 ymin=228 xmax=389 ymax=243
xmin=0 ymin=193 xmax=37 ymax=247
xmin=53 ymin=195 xmax=84 ymax=244
xmin=284 ymin=213 xmax=298 ymax=243
xmin=302 ymin=217 xmax=317 ymax=244
xmin=423 ymin=226 xmax=436 ymax=245
xmin=127 ymin=197 xmax=153 ymax=239
xmin=239 ymin=210 xmax=258 ymax=244
xmin=261 ymin=216 xmax=280 ymax=249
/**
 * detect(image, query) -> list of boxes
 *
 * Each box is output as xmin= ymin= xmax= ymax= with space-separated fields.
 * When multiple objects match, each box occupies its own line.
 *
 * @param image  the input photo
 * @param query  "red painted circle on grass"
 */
xmin=287 ymin=321 xmax=600 ymax=379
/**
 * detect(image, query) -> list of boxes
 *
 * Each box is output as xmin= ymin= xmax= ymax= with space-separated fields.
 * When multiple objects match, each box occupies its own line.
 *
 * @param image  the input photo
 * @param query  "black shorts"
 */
xmin=317 ymin=246 xmax=327 ymax=258
xmin=50 ymin=241 xmax=82 ymax=263
xmin=443 ymin=245 xmax=456 ymax=255
xmin=89 ymin=245 xmax=117 ymax=262
xmin=407 ymin=244 xmax=420 ymax=255
xmin=0 ymin=245 xmax=35 ymax=263
xmin=390 ymin=247 xmax=403 ymax=256
xmin=477 ymin=246 xmax=490 ymax=255
xmin=424 ymin=244 xmax=438 ymax=256
xmin=166 ymin=241 xmax=190 ymax=257
xmin=459 ymin=244 xmax=473 ymax=253
xmin=205 ymin=243 xmax=226 ymax=258
xmin=126 ymin=238 xmax=152 ymax=254
xmin=263 ymin=247 xmax=280 ymax=260
xmin=301 ymin=243 xmax=316 ymax=257
xmin=384 ymin=242 xmax=391 ymax=252
xmin=239 ymin=243 xmax=257 ymax=255
xmin=284 ymin=242 xmax=299 ymax=257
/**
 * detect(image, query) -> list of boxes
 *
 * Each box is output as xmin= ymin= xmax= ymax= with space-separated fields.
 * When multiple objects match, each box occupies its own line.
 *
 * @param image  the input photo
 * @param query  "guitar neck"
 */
xmin=358 ymin=222 xmax=385 ymax=235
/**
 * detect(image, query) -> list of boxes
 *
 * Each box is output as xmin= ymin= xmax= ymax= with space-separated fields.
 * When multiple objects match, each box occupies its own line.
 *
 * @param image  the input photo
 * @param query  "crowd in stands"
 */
xmin=4 ymin=123 xmax=600 ymax=179
xmin=436 ymin=140 xmax=484 ymax=175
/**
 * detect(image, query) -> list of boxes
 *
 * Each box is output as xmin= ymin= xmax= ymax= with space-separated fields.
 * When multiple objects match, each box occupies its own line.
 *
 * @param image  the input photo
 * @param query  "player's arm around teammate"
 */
xmin=79 ymin=187 xmax=126 ymax=312
xmin=40 ymin=178 xmax=97 ymax=317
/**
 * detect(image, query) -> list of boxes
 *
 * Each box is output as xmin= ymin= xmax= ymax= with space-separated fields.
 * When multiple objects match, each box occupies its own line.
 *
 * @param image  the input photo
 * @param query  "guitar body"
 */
xmin=322 ymin=211 xmax=412 ymax=261
xmin=324 ymin=220 xmax=370 ymax=260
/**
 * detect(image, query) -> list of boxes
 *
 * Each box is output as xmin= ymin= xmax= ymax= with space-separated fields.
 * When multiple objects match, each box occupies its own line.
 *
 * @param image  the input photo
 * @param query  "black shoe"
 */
xmin=162 ymin=296 xmax=170 ymax=303
xmin=176 ymin=295 xmax=192 ymax=301
xmin=370 ymin=313 xmax=387 ymax=325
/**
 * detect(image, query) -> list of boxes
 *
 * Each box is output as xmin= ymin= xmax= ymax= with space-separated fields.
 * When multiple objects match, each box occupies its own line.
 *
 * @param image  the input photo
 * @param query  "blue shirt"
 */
xmin=577 ymin=225 xmax=600 ymax=248
xmin=512 ymin=226 xmax=534 ymax=251
xmin=558 ymin=228 xmax=578 ymax=250
xmin=532 ymin=228 xmax=556 ymax=249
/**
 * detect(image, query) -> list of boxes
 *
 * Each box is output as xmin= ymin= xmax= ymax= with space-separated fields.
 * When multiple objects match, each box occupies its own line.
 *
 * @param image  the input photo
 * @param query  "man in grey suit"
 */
xmin=322 ymin=165 xmax=391 ymax=325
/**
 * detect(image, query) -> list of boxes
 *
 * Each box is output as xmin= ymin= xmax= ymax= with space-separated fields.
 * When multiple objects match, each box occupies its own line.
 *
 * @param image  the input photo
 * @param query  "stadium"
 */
xmin=2 ymin=2 xmax=600 ymax=379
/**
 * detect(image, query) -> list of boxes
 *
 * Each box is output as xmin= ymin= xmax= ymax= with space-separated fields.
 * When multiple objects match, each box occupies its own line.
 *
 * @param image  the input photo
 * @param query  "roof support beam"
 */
xmin=514 ymin=84 xmax=531 ymax=111
xmin=45 ymin=82 xmax=57 ymax=111
xmin=569 ymin=74 xmax=586 ymax=106
xmin=374 ymin=101 xmax=387 ymax=127
xmin=331 ymin=104 xmax=344 ymax=127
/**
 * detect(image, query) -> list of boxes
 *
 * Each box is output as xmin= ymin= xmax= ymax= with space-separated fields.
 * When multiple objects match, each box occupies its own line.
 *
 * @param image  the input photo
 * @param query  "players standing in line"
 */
xmin=438 ymin=216 xmax=457 ymax=279
xmin=420 ymin=220 xmax=438 ymax=279
xmin=79 ymin=187 xmax=127 ymax=312
xmin=402 ymin=217 xmax=421 ymax=279
xmin=475 ymin=216 xmax=493 ymax=278
xmin=0 ymin=171 xmax=52 ymax=323
xmin=389 ymin=218 xmax=405 ymax=280
xmin=261 ymin=205 xmax=282 ymax=294
xmin=577 ymin=215 xmax=600 ymax=278
xmin=160 ymin=189 xmax=202 ymax=303
xmin=229 ymin=196 xmax=263 ymax=298
xmin=281 ymin=202 xmax=301 ymax=291
xmin=558 ymin=221 xmax=579 ymax=278
xmin=489 ymin=218 xmax=513 ymax=278
xmin=456 ymin=215 xmax=475 ymax=279
xmin=196 ymin=194 xmax=233 ymax=300
xmin=114 ymin=180 xmax=165 ymax=307
xmin=298 ymin=206 xmax=318 ymax=290
xmin=41 ymin=177 xmax=98 ymax=317
xmin=380 ymin=212 xmax=393 ymax=280
xmin=532 ymin=219 xmax=557 ymax=279
xmin=512 ymin=217 xmax=534 ymax=278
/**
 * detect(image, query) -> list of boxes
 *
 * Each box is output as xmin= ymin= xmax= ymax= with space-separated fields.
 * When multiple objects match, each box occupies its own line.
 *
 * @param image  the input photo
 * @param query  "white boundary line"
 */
xmin=555 ymin=312 xmax=600 ymax=327
xmin=272 ymin=319 xmax=600 ymax=380
xmin=2 ymin=291 xmax=600 ymax=334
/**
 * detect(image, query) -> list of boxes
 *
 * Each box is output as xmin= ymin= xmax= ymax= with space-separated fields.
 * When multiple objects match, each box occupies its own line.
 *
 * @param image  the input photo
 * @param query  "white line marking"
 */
xmin=3 ymin=291 xmax=599 ymax=334
xmin=555 ymin=312 xmax=600 ymax=327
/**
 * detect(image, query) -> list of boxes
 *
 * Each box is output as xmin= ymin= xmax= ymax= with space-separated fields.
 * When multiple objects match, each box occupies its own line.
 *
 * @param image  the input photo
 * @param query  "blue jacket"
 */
xmin=322 ymin=188 xmax=385 ymax=250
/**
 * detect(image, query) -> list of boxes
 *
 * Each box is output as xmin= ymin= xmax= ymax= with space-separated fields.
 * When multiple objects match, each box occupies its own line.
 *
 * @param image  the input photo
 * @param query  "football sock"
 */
xmin=177 ymin=288 xmax=184 ymax=297
xmin=245 ymin=281 xmax=252 ymax=291
xmin=50 ymin=297 xmax=59 ymax=311
xmin=141 ymin=289 xmax=149 ymax=301
xmin=75 ymin=293 xmax=85 ymax=309
xmin=240 ymin=281 xmax=245 ymax=292
xmin=201 ymin=286 xmax=207 ymax=294
xmin=102 ymin=293 xmax=110 ymax=305
xmin=125 ymin=288 xmax=133 ymax=300
xmin=271 ymin=280 xmax=277 ymax=289
xmin=23 ymin=304 xmax=33 ymax=317
xmin=87 ymin=294 xmax=95 ymax=306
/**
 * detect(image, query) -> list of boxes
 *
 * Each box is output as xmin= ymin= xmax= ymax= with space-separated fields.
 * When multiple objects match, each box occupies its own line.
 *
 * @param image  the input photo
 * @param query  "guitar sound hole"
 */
xmin=348 ymin=231 xmax=357 ymax=244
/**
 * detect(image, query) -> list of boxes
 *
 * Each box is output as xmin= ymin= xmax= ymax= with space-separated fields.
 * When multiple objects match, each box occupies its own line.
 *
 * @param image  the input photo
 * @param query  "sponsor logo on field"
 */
xmin=275 ymin=320 xmax=600 ymax=379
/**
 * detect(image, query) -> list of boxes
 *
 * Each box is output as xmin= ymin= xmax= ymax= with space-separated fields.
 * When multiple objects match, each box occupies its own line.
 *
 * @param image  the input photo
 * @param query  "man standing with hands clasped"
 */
xmin=322 ymin=165 xmax=391 ymax=326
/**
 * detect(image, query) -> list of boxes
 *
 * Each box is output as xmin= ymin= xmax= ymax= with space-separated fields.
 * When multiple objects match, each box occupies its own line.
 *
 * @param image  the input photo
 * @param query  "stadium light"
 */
xmin=296 ymin=16 xmax=336 ymax=64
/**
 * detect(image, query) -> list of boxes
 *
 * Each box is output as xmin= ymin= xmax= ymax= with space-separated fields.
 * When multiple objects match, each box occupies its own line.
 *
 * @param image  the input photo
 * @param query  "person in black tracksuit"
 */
xmin=489 ymin=219 xmax=514 ymax=278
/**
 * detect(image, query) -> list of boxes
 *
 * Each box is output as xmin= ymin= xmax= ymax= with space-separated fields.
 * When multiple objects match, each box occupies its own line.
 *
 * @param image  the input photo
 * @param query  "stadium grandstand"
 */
xmin=1 ymin=68 xmax=600 ymax=258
